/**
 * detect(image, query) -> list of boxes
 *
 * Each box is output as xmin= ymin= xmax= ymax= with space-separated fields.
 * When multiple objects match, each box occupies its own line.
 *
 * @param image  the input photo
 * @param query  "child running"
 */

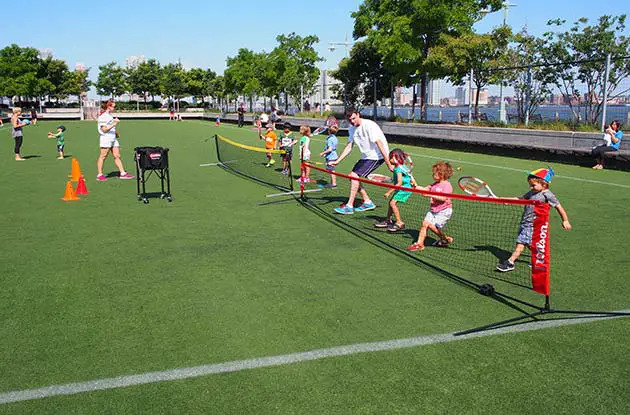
xmin=278 ymin=123 xmax=296 ymax=175
xmin=319 ymin=125 xmax=339 ymax=188
xmin=47 ymin=125 xmax=66 ymax=159
xmin=298 ymin=125 xmax=312 ymax=183
xmin=408 ymin=161 xmax=454 ymax=251
xmin=496 ymin=167 xmax=571 ymax=272
xmin=375 ymin=149 xmax=414 ymax=232
xmin=260 ymin=123 xmax=277 ymax=167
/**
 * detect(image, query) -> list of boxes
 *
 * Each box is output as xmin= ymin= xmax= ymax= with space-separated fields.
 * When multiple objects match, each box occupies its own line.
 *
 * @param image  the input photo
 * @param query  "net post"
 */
xmin=213 ymin=134 xmax=220 ymax=163
xmin=531 ymin=202 xmax=551 ymax=296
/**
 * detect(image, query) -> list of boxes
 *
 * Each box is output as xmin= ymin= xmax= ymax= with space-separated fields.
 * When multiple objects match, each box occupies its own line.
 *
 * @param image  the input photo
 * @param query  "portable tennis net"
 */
xmin=214 ymin=134 xmax=293 ymax=191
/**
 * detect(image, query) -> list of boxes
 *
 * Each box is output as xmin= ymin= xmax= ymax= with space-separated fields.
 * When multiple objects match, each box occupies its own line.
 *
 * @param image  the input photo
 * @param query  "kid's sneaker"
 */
xmin=354 ymin=201 xmax=376 ymax=212
xmin=374 ymin=219 xmax=393 ymax=228
xmin=119 ymin=172 xmax=135 ymax=179
xmin=334 ymin=204 xmax=354 ymax=215
xmin=96 ymin=174 xmax=108 ymax=182
xmin=496 ymin=260 xmax=515 ymax=272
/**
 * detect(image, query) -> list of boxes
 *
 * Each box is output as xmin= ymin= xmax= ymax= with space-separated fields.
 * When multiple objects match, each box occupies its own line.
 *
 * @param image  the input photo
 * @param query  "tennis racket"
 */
xmin=402 ymin=154 xmax=415 ymax=185
xmin=458 ymin=176 xmax=497 ymax=197
xmin=313 ymin=115 xmax=339 ymax=135
xmin=367 ymin=173 xmax=392 ymax=183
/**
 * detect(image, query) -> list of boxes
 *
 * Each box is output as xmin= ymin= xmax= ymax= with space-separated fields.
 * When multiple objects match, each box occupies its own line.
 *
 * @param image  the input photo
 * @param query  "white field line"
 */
xmin=1 ymin=311 xmax=628 ymax=405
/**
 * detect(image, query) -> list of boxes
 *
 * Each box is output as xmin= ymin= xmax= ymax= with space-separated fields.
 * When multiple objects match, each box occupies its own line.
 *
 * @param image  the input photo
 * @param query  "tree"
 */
xmin=36 ymin=56 xmax=69 ymax=102
xmin=160 ymin=63 xmax=187 ymax=109
xmin=425 ymin=26 xmax=510 ymax=116
xmin=201 ymin=69 xmax=217 ymax=108
xmin=352 ymin=0 xmax=503 ymax=119
xmin=270 ymin=33 xmax=322 ymax=111
xmin=0 ymin=44 xmax=40 ymax=101
xmin=127 ymin=58 xmax=161 ymax=107
xmin=500 ymin=29 xmax=557 ymax=123
xmin=95 ymin=62 xmax=128 ymax=98
xmin=224 ymin=49 xmax=264 ymax=110
xmin=185 ymin=67 xmax=208 ymax=105
xmin=330 ymin=40 xmax=392 ymax=112
xmin=541 ymin=15 xmax=630 ymax=125
xmin=63 ymin=69 xmax=91 ymax=99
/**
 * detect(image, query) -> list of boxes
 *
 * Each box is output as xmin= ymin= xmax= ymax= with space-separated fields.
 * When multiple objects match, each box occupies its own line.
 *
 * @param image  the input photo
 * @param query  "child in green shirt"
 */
xmin=47 ymin=125 xmax=66 ymax=159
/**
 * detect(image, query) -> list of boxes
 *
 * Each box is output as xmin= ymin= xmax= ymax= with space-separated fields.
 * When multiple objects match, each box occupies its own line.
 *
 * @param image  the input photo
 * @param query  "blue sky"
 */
xmin=0 ymin=0 xmax=626 ymax=78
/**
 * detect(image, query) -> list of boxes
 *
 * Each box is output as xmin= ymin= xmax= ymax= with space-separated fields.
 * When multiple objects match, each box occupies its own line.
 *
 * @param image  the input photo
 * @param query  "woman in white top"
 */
xmin=96 ymin=100 xmax=134 ymax=181
xmin=11 ymin=107 xmax=28 ymax=161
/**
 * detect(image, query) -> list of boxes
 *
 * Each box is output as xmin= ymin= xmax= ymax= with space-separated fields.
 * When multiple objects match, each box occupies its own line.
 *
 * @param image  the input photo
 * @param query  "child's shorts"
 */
xmin=423 ymin=208 xmax=453 ymax=229
xmin=57 ymin=144 xmax=64 ymax=152
xmin=326 ymin=159 xmax=337 ymax=171
xmin=281 ymin=149 xmax=292 ymax=161
xmin=392 ymin=189 xmax=412 ymax=203
xmin=516 ymin=223 xmax=533 ymax=245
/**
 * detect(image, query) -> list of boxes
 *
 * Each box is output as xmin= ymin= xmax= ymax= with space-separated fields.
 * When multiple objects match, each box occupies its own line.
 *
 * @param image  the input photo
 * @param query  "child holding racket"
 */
xmin=496 ymin=167 xmax=571 ymax=272
xmin=319 ymin=125 xmax=339 ymax=188
xmin=260 ymin=123 xmax=277 ymax=167
xmin=298 ymin=125 xmax=312 ymax=183
xmin=279 ymin=123 xmax=296 ymax=175
xmin=375 ymin=149 xmax=413 ymax=232
xmin=408 ymin=161 xmax=454 ymax=251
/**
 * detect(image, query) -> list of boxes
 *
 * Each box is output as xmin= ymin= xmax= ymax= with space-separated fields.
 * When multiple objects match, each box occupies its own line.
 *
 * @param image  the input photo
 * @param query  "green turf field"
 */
xmin=1 ymin=119 xmax=629 ymax=414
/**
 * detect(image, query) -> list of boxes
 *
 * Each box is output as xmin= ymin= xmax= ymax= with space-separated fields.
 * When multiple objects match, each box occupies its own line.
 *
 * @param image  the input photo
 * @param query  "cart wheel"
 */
xmin=167 ymin=196 xmax=173 ymax=202
xmin=137 ymin=195 xmax=142 ymax=201
xmin=160 ymin=194 xmax=166 ymax=199
xmin=143 ymin=198 xmax=149 ymax=204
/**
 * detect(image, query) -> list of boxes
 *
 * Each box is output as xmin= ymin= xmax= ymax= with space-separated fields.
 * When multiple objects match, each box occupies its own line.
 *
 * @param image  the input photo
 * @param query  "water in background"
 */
xmin=341 ymin=105 xmax=630 ymax=124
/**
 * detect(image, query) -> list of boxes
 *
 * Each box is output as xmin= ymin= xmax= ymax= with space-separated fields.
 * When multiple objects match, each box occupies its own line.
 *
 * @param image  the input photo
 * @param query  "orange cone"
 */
xmin=76 ymin=175 xmax=89 ymax=195
xmin=61 ymin=180 xmax=80 ymax=201
xmin=69 ymin=158 xmax=82 ymax=182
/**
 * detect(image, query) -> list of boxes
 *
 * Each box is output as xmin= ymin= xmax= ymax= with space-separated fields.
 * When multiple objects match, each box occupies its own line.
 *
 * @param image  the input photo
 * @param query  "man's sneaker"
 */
xmin=374 ymin=219 xmax=393 ymax=228
xmin=281 ymin=169 xmax=288 ymax=175
xmin=119 ymin=172 xmax=135 ymax=179
xmin=334 ymin=204 xmax=354 ymax=215
xmin=354 ymin=201 xmax=376 ymax=212
xmin=496 ymin=260 xmax=515 ymax=272
xmin=269 ymin=159 xmax=276 ymax=165
xmin=96 ymin=174 xmax=108 ymax=182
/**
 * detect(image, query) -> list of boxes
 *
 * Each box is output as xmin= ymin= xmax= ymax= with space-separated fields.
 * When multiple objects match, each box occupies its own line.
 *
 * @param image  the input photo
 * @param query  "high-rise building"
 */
xmin=455 ymin=87 xmax=468 ymax=106
xmin=428 ymin=79 xmax=441 ymax=106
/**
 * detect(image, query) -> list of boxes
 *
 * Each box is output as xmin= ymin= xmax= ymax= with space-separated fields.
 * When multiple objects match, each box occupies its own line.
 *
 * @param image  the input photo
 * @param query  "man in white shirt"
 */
xmin=329 ymin=109 xmax=393 ymax=214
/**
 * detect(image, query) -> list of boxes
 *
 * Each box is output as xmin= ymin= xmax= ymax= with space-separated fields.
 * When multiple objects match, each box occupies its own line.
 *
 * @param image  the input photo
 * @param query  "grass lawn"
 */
xmin=0 ymin=119 xmax=628 ymax=414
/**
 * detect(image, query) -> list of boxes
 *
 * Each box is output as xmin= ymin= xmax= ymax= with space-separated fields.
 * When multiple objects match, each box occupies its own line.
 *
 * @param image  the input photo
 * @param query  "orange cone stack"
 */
xmin=61 ymin=180 xmax=80 ymax=201
xmin=69 ymin=158 xmax=82 ymax=182
xmin=76 ymin=176 xmax=89 ymax=195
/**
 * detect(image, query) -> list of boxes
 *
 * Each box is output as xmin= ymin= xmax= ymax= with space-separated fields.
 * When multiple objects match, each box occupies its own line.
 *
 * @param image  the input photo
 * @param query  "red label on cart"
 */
xmin=149 ymin=153 xmax=161 ymax=160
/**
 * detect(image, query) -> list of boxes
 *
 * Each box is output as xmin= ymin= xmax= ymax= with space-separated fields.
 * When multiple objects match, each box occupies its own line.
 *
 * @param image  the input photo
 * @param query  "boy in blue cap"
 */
xmin=47 ymin=125 xmax=66 ymax=159
xmin=496 ymin=167 xmax=572 ymax=272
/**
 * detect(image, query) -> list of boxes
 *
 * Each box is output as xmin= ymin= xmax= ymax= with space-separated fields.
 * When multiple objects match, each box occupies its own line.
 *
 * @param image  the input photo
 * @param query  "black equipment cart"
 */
xmin=134 ymin=146 xmax=172 ymax=204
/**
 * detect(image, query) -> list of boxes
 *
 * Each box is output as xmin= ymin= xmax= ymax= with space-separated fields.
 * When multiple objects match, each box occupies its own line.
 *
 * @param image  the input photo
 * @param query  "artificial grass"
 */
xmin=0 ymin=120 xmax=628 ymax=413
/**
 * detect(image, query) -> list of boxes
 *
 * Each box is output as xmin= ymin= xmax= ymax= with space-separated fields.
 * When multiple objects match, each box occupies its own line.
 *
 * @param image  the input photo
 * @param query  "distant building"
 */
xmin=455 ymin=87 xmax=468 ymax=105
xmin=428 ymin=79 xmax=441 ymax=106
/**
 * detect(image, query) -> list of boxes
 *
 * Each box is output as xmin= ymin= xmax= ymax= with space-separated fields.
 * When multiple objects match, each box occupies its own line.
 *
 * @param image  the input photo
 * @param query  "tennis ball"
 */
xmin=457 ymin=166 xmax=462 ymax=171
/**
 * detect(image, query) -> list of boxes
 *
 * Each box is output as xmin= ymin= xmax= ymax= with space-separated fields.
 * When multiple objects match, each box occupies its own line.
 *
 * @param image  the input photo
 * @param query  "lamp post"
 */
xmin=328 ymin=34 xmax=352 ymax=58
xmin=328 ymin=34 xmax=354 ymax=111
xmin=498 ymin=1 xmax=516 ymax=123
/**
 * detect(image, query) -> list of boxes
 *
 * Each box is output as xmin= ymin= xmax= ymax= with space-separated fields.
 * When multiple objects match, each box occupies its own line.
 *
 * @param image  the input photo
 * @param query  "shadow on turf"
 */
xmin=299 ymin=196 xmax=630 ymax=334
